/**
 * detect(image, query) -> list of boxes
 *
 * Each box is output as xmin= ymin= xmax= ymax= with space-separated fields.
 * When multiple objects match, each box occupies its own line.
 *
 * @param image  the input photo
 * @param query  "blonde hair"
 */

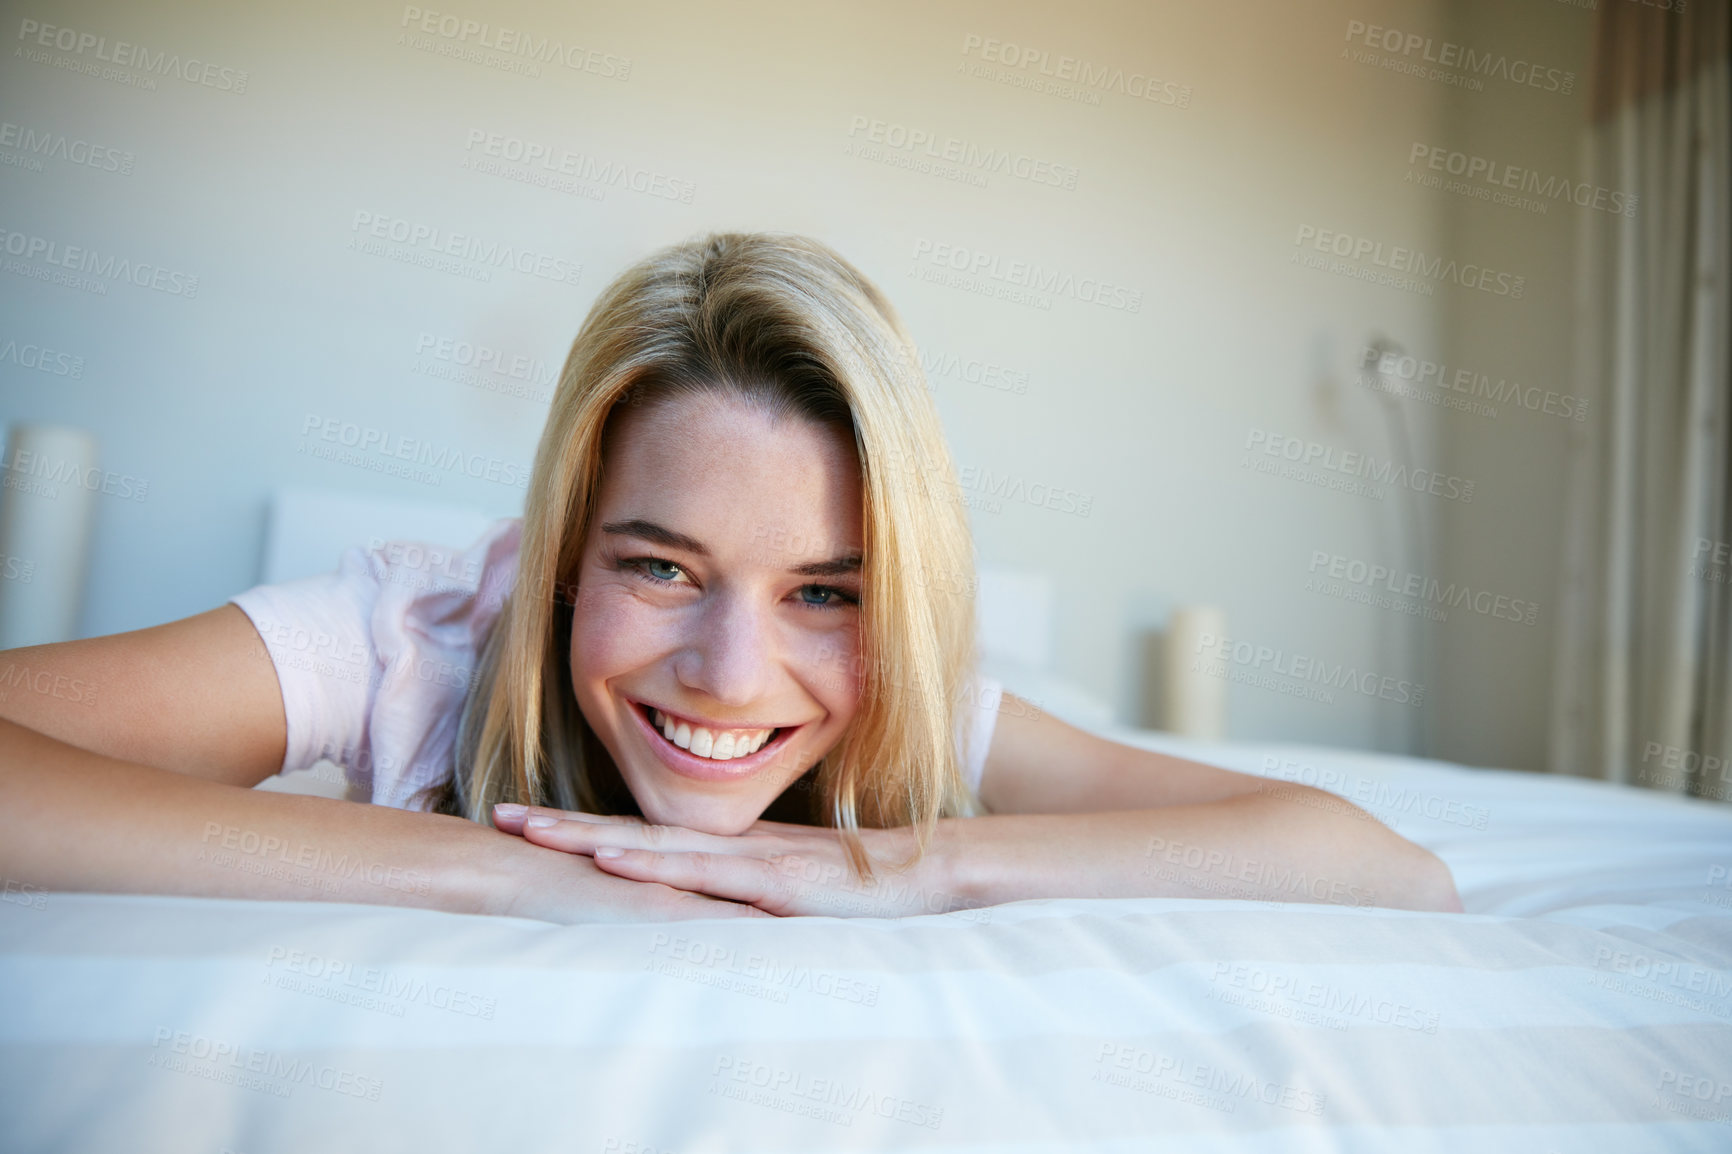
xmin=426 ymin=232 xmax=979 ymax=876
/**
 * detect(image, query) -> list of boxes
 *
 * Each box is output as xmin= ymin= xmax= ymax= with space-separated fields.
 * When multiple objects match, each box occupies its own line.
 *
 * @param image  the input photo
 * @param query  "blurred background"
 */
xmin=2 ymin=0 xmax=1726 ymax=795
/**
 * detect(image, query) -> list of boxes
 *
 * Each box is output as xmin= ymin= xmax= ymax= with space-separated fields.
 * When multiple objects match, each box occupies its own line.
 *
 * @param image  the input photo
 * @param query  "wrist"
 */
xmin=922 ymin=816 xmax=982 ymax=912
xmin=435 ymin=815 xmax=544 ymax=918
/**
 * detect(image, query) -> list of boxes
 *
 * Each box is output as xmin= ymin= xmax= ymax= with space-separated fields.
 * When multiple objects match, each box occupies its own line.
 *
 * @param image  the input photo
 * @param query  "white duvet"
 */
xmin=4 ymin=732 xmax=1731 ymax=1153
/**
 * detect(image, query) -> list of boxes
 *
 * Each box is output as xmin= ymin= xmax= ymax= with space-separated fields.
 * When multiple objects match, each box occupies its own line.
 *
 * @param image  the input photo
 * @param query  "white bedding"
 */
xmin=4 ymin=733 xmax=1731 ymax=1152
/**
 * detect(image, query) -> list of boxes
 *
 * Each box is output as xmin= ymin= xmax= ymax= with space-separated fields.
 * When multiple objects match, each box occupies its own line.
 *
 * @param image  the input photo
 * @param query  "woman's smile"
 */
xmin=623 ymin=697 xmax=806 ymax=781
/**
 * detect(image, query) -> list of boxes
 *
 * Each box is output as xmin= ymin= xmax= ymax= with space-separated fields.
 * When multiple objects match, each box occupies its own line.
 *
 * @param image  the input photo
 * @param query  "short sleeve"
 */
xmin=228 ymin=560 xmax=378 ymax=780
xmin=227 ymin=517 xmax=522 ymax=808
xmin=956 ymin=673 xmax=1003 ymax=796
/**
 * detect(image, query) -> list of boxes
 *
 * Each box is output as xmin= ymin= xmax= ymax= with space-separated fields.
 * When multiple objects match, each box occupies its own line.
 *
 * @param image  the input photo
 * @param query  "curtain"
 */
xmin=1552 ymin=3 xmax=1731 ymax=800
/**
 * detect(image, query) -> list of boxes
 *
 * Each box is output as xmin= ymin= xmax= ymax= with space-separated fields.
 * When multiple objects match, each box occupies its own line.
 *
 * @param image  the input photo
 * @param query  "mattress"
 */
xmin=3 ymin=732 xmax=1730 ymax=1152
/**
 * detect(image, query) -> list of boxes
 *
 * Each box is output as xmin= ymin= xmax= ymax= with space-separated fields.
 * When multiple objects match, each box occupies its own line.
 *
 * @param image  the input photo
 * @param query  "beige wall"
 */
xmin=1 ymin=0 xmax=1593 ymax=766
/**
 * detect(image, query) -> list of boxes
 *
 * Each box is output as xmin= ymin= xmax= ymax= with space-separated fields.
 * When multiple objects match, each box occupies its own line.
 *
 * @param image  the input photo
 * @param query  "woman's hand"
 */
xmin=490 ymin=835 xmax=774 ymax=924
xmin=494 ymin=804 xmax=979 ymax=918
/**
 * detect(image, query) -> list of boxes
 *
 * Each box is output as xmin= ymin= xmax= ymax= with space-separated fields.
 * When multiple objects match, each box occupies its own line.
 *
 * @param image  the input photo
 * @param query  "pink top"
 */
xmin=228 ymin=517 xmax=1003 ymax=810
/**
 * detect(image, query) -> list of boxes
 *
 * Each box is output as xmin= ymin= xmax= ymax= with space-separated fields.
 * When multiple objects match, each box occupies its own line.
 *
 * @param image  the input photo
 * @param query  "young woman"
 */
xmin=0 ymin=233 xmax=1464 ymax=922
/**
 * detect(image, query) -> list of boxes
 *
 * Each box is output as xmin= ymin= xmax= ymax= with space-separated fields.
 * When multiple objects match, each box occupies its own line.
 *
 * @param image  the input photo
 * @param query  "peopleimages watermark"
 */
xmin=0 ymin=225 xmax=200 ymax=298
xmin=292 ymin=736 xmax=456 ymax=800
xmin=1406 ymin=142 xmax=1636 ymax=218
xmin=348 ymin=210 xmax=583 ymax=287
xmin=246 ymin=609 xmax=477 ymax=693
xmin=909 ymin=238 xmax=1142 ymax=313
xmin=1306 ymin=550 xmax=1538 ymax=627
xmin=1341 ymin=19 xmax=1575 ymax=96
xmin=398 ymin=6 xmax=631 ymax=80
xmin=462 ymin=129 xmax=695 ymax=204
xmin=298 ymin=412 xmax=531 ymax=491
xmin=1599 ymin=0 xmax=1691 ymax=14
xmin=148 ymin=1027 xmax=382 ymax=1101
xmin=1590 ymin=944 xmax=1732 ymax=1015
xmin=1293 ymin=224 xmax=1525 ymax=299
xmin=1211 ymin=962 xmax=1442 ymax=1032
xmin=1254 ymin=778 xmax=1396 ymax=829
xmin=1192 ymin=629 xmax=1425 ymax=708
xmin=1704 ymin=864 xmax=1732 ymax=911
xmin=1642 ymin=741 xmax=1728 ymax=782
xmin=0 ymin=552 xmax=34 ymax=583
xmin=845 ymin=114 xmax=1080 ymax=191
xmin=959 ymin=33 xmax=1192 ymax=109
xmin=1 ymin=877 xmax=48 ymax=910
xmin=710 ymin=1055 xmax=944 ymax=1130
xmin=1691 ymin=538 xmax=1732 ymax=585
xmin=1242 ymin=427 xmax=1475 ymax=504
xmin=199 ymin=822 xmax=435 ymax=898
xmin=263 ymin=945 xmax=497 ymax=1020
xmin=1090 ymin=1042 xmax=1325 ymax=1116
xmin=601 ymin=1139 xmax=678 ymax=1154
xmin=1557 ymin=0 xmax=1691 ymax=14
xmin=1653 ymin=1067 xmax=1732 ymax=1127
xmin=1261 ymin=755 xmax=1491 ymax=830
xmin=1638 ymin=740 xmax=1730 ymax=801
xmin=876 ymin=443 xmax=1093 ymax=518
xmin=15 ymin=18 xmax=250 ymax=93
xmin=0 ymin=335 xmax=84 ymax=378
xmin=0 ymin=119 xmax=134 ymax=175
xmin=0 ymin=444 xmax=149 ymax=502
xmin=917 ymin=346 xmax=1029 ymax=395
xmin=957 ymin=462 xmax=1092 ymax=517
xmin=1358 ymin=344 xmax=1586 ymax=423
xmin=1142 ymin=834 xmax=1378 ymax=905
xmin=413 ymin=330 xmax=557 ymax=403
xmin=0 ymin=661 xmax=98 ymax=708
xmin=645 ymin=932 xmax=881 ymax=1007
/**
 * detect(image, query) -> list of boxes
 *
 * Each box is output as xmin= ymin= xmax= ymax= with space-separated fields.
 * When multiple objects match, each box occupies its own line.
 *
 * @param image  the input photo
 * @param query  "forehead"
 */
xmin=593 ymin=391 xmax=863 ymax=553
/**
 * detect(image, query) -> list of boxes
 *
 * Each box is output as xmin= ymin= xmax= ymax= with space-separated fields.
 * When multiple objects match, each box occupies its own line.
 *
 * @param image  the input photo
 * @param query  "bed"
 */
xmin=4 ymin=726 xmax=1731 ymax=1153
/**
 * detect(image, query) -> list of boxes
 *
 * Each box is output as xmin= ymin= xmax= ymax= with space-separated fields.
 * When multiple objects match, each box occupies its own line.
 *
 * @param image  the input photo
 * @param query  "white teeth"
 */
xmin=645 ymin=706 xmax=777 ymax=760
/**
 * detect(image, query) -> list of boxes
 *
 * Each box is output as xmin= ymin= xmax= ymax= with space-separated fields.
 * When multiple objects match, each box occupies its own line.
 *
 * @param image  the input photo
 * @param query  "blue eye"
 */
xmin=798 ymin=584 xmax=858 ymax=610
xmin=644 ymin=559 xmax=683 ymax=581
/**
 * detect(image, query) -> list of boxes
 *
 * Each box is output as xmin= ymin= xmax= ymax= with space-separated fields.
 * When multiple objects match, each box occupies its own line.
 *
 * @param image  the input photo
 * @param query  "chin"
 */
xmin=636 ymin=790 xmax=766 ymax=836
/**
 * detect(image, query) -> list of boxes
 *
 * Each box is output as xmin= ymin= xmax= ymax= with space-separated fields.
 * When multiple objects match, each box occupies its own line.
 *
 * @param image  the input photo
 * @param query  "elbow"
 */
xmin=1399 ymin=847 xmax=1464 ymax=913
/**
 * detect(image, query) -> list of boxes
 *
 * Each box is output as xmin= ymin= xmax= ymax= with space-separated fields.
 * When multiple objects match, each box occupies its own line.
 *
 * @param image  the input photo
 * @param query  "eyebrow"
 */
xmin=603 ymin=519 xmax=863 ymax=579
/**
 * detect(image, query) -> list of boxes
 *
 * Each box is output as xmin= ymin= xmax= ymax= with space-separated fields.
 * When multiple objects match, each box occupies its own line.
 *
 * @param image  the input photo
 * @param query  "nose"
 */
xmin=671 ymin=586 xmax=776 ymax=710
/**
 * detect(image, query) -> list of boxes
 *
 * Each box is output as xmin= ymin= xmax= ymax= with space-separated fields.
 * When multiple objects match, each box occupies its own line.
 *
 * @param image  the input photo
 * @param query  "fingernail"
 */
xmin=494 ymin=803 xmax=526 ymax=819
xmin=594 ymin=846 xmax=624 ymax=858
xmin=525 ymin=815 xmax=559 ymax=829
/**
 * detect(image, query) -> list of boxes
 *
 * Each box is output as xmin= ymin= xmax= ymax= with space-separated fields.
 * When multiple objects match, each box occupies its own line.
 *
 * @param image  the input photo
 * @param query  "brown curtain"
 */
xmin=1551 ymin=2 xmax=1732 ymax=800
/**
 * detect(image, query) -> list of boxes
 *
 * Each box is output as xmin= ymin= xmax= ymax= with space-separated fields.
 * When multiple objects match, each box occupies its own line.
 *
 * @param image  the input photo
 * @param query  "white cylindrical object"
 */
xmin=1163 ymin=605 xmax=1227 ymax=740
xmin=0 ymin=424 xmax=100 ymax=649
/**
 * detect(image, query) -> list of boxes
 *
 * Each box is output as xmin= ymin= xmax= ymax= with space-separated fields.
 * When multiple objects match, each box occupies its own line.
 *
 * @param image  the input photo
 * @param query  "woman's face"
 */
xmin=568 ymin=390 xmax=865 ymax=835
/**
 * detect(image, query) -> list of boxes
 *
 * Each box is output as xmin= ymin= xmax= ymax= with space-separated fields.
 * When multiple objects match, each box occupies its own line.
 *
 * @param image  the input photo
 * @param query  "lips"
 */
xmin=627 ymin=699 xmax=800 ymax=782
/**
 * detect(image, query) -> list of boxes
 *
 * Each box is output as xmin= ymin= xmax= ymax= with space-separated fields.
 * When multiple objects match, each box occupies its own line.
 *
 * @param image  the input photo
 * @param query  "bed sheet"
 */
xmin=3 ymin=737 xmax=1730 ymax=1153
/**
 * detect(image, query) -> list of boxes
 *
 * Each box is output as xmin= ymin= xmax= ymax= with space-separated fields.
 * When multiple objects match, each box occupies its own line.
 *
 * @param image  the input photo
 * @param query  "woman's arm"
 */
xmin=0 ymin=605 xmax=289 ymax=786
xmin=0 ymin=608 xmax=764 ymax=923
xmin=0 ymin=715 xmax=764 ymax=922
xmin=955 ymin=695 xmax=1463 ymax=911
xmin=508 ymin=693 xmax=1464 ymax=914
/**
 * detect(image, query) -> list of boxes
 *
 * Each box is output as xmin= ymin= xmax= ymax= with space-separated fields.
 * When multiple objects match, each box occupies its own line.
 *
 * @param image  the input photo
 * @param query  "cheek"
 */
xmin=789 ymin=622 xmax=864 ymax=720
xmin=569 ymin=589 xmax=669 ymax=685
